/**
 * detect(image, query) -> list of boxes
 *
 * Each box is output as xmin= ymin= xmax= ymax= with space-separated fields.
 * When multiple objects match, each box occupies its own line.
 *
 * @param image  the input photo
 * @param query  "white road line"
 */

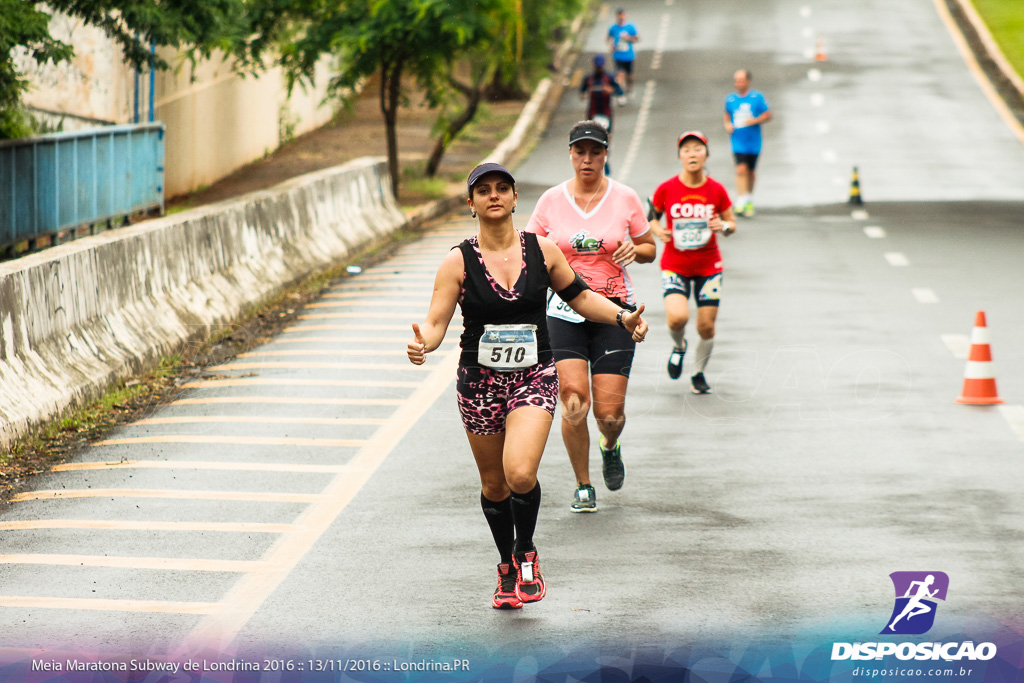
xmin=816 ymin=121 xmax=830 ymax=134
xmin=822 ymin=149 xmax=838 ymax=163
xmin=885 ymin=252 xmax=909 ymax=266
xmin=998 ymin=405 xmax=1024 ymax=442
xmin=808 ymin=68 xmax=822 ymax=82
xmin=801 ymin=6 xmax=812 ymax=17
xmin=912 ymin=288 xmax=940 ymax=303
xmin=650 ymin=14 xmax=671 ymax=70
xmin=802 ymin=27 xmax=814 ymax=38
xmin=618 ymin=80 xmax=658 ymax=182
xmin=851 ymin=209 xmax=870 ymax=220
xmin=811 ymin=93 xmax=825 ymax=107
xmin=941 ymin=334 xmax=970 ymax=359
xmin=863 ymin=226 xmax=886 ymax=239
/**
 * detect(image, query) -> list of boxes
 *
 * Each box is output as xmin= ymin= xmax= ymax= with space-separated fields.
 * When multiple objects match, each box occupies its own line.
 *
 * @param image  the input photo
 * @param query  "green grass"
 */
xmin=972 ymin=0 xmax=1024 ymax=79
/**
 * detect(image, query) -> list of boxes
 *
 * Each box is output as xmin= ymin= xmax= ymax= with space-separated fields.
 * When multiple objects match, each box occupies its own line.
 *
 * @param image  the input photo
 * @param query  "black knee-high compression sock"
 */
xmin=510 ymin=482 xmax=542 ymax=554
xmin=481 ymin=493 xmax=515 ymax=564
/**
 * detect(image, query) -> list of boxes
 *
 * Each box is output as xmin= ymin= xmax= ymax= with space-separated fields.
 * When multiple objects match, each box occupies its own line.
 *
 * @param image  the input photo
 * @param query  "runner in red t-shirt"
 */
xmin=649 ymin=131 xmax=736 ymax=394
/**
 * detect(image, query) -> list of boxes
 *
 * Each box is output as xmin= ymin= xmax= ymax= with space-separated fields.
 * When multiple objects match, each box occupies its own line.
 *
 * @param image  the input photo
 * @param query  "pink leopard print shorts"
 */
xmin=456 ymin=360 xmax=558 ymax=436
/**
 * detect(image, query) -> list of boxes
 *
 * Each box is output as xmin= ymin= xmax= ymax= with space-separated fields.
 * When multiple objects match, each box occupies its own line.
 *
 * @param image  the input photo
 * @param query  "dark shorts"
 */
xmin=547 ymin=312 xmax=636 ymax=377
xmin=456 ymin=360 xmax=558 ymax=436
xmin=661 ymin=270 xmax=723 ymax=307
xmin=733 ymin=152 xmax=760 ymax=170
xmin=614 ymin=59 xmax=634 ymax=76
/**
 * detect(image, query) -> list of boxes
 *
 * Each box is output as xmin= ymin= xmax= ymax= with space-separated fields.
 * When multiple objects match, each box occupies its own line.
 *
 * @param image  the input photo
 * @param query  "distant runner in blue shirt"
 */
xmin=607 ymin=8 xmax=639 ymax=102
xmin=723 ymin=69 xmax=772 ymax=217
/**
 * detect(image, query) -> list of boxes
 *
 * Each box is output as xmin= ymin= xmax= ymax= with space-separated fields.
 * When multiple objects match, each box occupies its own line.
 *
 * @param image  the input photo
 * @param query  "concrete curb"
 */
xmin=942 ymin=0 xmax=1024 ymax=133
xmin=0 ymin=158 xmax=405 ymax=450
xmin=950 ymin=0 xmax=1024 ymax=98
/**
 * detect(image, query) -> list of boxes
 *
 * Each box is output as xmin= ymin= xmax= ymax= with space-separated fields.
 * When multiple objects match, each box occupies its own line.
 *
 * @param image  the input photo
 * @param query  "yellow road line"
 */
xmin=0 ymin=520 xmax=294 ymax=533
xmin=272 ymin=337 xmax=454 ymax=344
xmin=299 ymin=312 xmax=412 ymax=319
xmin=172 ymin=396 xmax=403 ymax=406
xmin=932 ymin=0 xmax=1024 ymax=146
xmin=322 ymin=292 xmax=431 ymax=299
xmin=52 ymin=461 xmax=347 ymax=473
xmin=210 ymin=362 xmax=414 ymax=371
xmin=94 ymin=435 xmax=367 ymax=447
xmin=133 ymin=416 xmax=390 ymax=426
xmin=306 ymin=301 xmax=425 ymax=308
xmin=0 ymin=554 xmax=266 ymax=573
xmin=12 ymin=489 xmax=324 ymax=503
xmin=284 ymin=324 xmax=411 ymax=331
xmin=341 ymin=274 xmax=434 ymax=281
xmin=181 ymin=378 xmax=418 ymax=388
xmin=239 ymin=350 xmax=406 ymax=357
xmin=0 ymin=596 xmax=219 ymax=614
xmin=186 ymin=345 xmax=462 ymax=649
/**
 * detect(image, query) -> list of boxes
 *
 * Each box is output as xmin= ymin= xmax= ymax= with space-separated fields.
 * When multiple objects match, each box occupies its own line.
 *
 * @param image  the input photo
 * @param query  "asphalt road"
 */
xmin=2 ymin=0 xmax=1023 ymax=679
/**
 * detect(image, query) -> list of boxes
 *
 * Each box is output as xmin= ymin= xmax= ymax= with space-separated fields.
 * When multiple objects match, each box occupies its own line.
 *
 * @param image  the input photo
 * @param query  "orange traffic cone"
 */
xmin=956 ymin=311 xmax=1003 ymax=405
xmin=815 ymin=36 xmax=828 ymax=62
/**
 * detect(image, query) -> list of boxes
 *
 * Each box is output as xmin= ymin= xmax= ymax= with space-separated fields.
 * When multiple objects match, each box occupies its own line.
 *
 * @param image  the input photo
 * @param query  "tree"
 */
xmin=0 ymin=0 xmax=244 ymax=138
xmin=0 ymin=0 xmax=73 ymax=136
xmin=245 ymin=0 xmax=507 ymax=200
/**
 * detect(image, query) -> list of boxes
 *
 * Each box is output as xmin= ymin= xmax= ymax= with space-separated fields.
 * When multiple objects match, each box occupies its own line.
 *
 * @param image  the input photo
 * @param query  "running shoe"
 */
xmin=571 ymin=483 xmax=597 ymax=512
xmin=742 ymin=202 xmax=755 ymax=217
xmin=617 ymin=95 xmax=627 ymax=107
xmin=667 ymin=344 xmax=686 ymax=379
xmin=513 ymin=549 xmax=546 ymax=603
xmin=492 ymin=562 xmax=523 ymax=610
xmin=600 ymin=436 xmax=625 ymax=491
xmin=691 ymin=372 xmax=712 ymax=394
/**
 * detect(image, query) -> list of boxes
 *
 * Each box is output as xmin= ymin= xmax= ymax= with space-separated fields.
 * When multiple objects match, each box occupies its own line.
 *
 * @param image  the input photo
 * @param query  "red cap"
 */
xmin=677 ymin=130 xmax=709 ymax=149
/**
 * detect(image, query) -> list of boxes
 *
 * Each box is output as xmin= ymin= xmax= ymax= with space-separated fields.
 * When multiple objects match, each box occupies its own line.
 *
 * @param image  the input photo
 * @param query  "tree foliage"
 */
xmin=236 ymin=0 xmax=581 ymax=197
xmin=0 ymin=0 xmax=243 ymax=138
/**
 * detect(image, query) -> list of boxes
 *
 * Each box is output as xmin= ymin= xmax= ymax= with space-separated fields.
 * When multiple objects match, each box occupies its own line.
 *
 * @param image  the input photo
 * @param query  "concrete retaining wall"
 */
xmin=0 ymin=158 xmax=405 ymax=450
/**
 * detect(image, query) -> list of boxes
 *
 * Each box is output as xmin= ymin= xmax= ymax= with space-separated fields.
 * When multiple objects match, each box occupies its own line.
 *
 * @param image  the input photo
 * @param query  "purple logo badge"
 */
xmin=881 ymin=571 xmax=949 ymax=635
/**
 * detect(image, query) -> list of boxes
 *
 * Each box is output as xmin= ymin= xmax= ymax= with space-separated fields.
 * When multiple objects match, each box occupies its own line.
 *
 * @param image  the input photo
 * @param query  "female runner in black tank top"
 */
xmin=407 ymin=163 xmax=649 ymax=610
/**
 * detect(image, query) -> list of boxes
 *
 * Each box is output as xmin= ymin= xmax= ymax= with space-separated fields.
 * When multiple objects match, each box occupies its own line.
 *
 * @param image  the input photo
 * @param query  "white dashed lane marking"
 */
xmin=863 ymin=226 xmax=886 ymax=239
xmin=941 ymin=334 xmax=970 ymax=359
xmin=998 ymin=405 xmax=1024 ymax=442
xmin=912 ymin=288 xmax=940 ymax=303
xmin=885 ymin=252 xmax=909 ymax=266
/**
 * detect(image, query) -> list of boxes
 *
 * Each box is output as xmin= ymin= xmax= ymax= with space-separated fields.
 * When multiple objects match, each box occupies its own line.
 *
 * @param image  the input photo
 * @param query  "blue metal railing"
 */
xmin=0 ymin=122 xmax=165 ymax=252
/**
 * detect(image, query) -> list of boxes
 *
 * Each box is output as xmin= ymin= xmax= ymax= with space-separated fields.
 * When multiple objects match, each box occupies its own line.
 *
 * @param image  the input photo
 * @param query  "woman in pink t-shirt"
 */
xmin=525 ymin=120 xmax=656 ymax=513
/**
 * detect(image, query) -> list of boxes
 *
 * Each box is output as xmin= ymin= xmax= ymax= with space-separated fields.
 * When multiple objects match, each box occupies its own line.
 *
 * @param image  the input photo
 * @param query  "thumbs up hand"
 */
xmin=622 ymin=303 xmax=648 ymax=343
xmin=408 ymin=323 xmax=428 ymax=365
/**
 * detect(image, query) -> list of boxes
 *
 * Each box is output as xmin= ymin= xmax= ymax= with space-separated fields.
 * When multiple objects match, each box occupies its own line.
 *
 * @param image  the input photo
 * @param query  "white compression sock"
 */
xmin=693 ymin=338 xmax=714 ymax=374
xmin=669 ymin=328 xmax=686 ymax=349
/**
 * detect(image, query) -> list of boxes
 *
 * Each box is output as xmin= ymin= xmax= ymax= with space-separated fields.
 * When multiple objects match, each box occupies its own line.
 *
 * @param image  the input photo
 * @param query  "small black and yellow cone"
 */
xmin=848 ymin=166 xmax=864 ymax=206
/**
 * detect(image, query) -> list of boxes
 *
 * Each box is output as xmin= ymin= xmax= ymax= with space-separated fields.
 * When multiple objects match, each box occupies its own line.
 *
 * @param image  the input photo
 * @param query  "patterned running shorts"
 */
xmin=456 ymin=359 xmax=559 ymax=436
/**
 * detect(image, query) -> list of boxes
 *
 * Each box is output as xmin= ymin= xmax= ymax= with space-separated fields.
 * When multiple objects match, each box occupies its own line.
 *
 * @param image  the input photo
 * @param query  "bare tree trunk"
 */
xmin=380 ymin=58 xmax=404 ymax=200
xmin=424 ymin=90 xmax=482 ymax=177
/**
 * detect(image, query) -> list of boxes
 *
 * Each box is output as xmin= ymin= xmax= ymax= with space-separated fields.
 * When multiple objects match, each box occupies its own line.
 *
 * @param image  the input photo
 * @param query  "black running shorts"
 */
xmin=733 ymin=152 xmax=760 ymax=170
xmin=661 ymin=270 xmax=722 ymax=307
xmin=547 ymin=312 xmax=636 ymax=377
